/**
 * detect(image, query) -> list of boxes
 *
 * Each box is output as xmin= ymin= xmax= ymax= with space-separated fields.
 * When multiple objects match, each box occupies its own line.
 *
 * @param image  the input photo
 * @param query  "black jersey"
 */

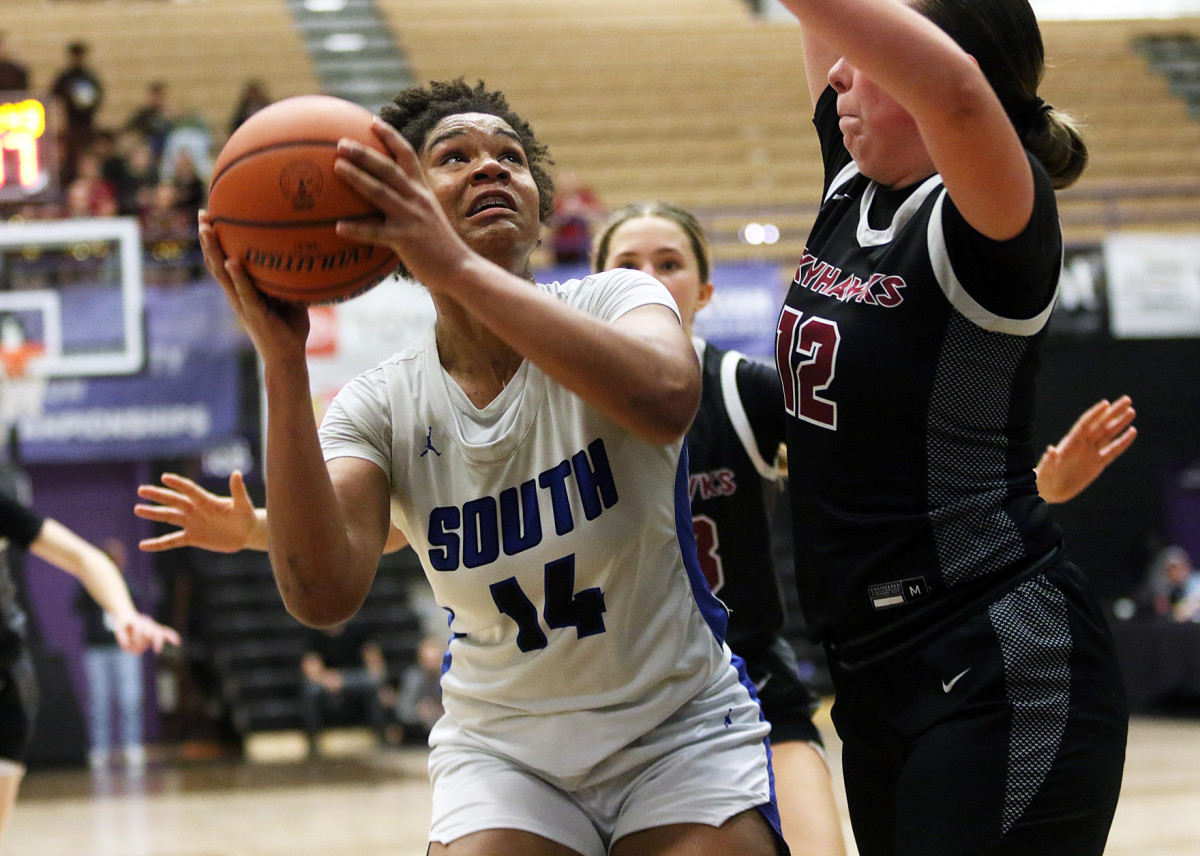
xmin=777 ymin=87 xmax=1064 ymax=656
xmin=0 ymin=481 xmax=42 ymax=668
xmin=687 ymin=338 xmax=789 ymax=655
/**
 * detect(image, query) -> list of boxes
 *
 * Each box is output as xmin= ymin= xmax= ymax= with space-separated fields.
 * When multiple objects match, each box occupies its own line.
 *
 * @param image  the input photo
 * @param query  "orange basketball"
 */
xmin=207 ymin=95 xmax=398 ymax=304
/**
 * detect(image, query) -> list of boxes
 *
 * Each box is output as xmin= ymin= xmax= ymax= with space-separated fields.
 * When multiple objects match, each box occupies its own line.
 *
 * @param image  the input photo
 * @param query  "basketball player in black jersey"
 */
xmin=774 ymin=0 xmax=1130 ymax=853
xmin=592 ymin=201 xmax=1134 ymax=856
xmin=0 ymin=467 xmax=177 ymax=850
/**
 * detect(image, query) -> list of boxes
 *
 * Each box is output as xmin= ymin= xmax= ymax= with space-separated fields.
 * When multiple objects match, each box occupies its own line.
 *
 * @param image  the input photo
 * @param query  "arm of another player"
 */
xmin=135 ymin=470 xmax=410 ymax=554
xmin=136 ymin=470 xmax=265 ymax=552
xmin=1035 ymin=396 xmax=1137 ymax=504
xmin=28 ymin=521 xmax=180 ymax=654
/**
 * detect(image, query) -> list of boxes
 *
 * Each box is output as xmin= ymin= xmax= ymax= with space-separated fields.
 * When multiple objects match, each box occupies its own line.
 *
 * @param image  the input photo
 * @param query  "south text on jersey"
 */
xmin=426 ymin=438 xmax=619 ymax=572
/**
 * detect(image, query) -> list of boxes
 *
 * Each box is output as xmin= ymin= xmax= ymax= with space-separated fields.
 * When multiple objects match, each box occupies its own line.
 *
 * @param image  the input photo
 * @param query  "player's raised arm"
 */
xmin=29 ymin=520 xmax=180 ymax=654
xmin=778 ymin=0 xmax=1040 ymax=241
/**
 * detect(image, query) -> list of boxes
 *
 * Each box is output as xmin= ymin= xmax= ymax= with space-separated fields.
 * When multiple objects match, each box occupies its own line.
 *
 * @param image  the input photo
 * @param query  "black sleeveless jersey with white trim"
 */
xmin=0 ymin=479 xmax=40 ymax=667
xmin=687 ymin=338 xmax=788 ymax=655
xmin=777 ymin=87 xmax=1064 ymax=652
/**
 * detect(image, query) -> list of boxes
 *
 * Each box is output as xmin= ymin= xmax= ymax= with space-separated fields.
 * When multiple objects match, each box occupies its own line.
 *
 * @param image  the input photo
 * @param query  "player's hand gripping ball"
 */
xmin=207 ymin=95 xmax=398 ymax=304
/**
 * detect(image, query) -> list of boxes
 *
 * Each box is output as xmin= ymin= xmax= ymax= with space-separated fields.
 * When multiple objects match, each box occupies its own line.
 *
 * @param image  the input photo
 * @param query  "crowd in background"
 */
xmin=0 ymin=36 xmax=273 ymax=285
xmin=0 ymin=34 xmax=617 ymax=284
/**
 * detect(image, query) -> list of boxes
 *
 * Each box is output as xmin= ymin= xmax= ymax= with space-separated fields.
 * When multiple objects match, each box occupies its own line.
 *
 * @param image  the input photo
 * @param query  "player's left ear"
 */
xmin=696 ymin=282 xmax=715 ymax=312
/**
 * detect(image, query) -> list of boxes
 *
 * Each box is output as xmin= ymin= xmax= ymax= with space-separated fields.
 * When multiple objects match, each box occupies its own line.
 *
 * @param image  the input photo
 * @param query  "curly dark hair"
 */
xmin=380 ymin=78 xmax=556 ymax=221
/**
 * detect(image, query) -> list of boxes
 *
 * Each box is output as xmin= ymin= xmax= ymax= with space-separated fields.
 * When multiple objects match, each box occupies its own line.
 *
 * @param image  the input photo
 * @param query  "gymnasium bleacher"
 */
xmin=5 ymin=0 xmax=320 ymax=132
xmin=5 ymin=0 xmax=1200 ymax=260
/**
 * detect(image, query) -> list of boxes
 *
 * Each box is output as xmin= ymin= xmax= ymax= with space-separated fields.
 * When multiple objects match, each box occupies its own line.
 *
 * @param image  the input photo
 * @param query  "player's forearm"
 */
xmin=261 ymin=362 xmax=372 ymax=627
xmin=32 ymin=520 xmax=138 ymax=621
xmin=77 ymin=564 xmax=139 ymax=625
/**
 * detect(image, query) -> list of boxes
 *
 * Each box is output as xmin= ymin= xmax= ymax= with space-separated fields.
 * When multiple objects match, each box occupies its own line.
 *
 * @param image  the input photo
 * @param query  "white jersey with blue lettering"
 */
xmin=319 ymin=268 xmax=736 ymax=781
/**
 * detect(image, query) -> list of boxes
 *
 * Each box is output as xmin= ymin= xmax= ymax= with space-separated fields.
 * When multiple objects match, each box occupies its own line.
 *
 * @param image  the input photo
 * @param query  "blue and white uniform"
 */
xmin=320 ymin=269 xmax=780 ymax=853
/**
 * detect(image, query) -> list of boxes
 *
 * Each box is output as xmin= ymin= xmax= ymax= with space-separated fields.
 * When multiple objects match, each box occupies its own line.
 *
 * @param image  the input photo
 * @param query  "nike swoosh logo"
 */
xmin=942 ymin=668 xmax=971 ymax=693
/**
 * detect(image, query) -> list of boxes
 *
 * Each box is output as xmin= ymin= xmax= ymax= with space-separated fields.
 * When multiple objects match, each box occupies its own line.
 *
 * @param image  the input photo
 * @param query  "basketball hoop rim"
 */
xmin=0 ymin=342 xmax=46 ymax=379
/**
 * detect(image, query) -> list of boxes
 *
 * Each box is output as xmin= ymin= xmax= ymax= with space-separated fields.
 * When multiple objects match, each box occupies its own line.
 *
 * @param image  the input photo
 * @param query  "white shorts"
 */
xmin=426 ymin=659 xmax=780 ymax=854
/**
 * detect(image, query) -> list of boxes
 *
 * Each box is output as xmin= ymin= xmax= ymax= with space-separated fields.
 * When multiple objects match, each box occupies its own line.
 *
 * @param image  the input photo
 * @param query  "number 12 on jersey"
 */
xmin=776 ymin=307 xmax=841 ymax=430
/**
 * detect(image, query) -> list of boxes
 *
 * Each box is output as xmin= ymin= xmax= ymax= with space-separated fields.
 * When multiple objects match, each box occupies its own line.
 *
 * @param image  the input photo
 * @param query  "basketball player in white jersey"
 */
xmin=193 ymin=79 xmax=786 ymax=856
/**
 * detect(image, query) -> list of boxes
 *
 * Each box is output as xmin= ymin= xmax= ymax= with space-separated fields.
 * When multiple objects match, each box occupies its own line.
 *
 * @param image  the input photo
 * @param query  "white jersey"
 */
xmin=319 ymin=269 xmax=735 ymax=780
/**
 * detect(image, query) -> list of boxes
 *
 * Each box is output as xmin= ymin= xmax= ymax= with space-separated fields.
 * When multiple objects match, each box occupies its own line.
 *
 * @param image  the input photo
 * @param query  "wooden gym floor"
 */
xmin=5 ymin=713 xmax=1199 ymax=855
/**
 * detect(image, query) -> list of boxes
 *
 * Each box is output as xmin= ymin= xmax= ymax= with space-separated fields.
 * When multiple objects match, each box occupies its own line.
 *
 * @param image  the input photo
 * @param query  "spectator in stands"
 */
xmin=4 ymin=203 xmax=47 ymax=224
xmin=548 ymin=169 xmax=605 ymax=265
xmin=160 ymin=111 xmax=213 ymax=187
xmin=64 ymin=150 xmax=117 ymax=219
xmin=1146 ymin=545 xmax=1200 ymax=622
xmin=0 ymin=472 xmax=178 ymax=848
xmin=394 ymin=634 xmax=444 ymax=746
xmin=228 ymin=78 xmax=272 ymax=135
xmin=163 ymin=148 xmax=206 ymax=218
xmin=140 ymin=183 xmax=198 ymax=286
xmin=124 ymin=80 xmax=174 ymax=162
xmin=120 ymin=132 xmax=163 ymax=217
xmin=299 ymin=621 xmax=391 ymax=759
xmin=74 ymin=538 xmax=149 ymax=771
xmin=0 ymin=32 xmax=30 ymax=93
xmin=50 ymin=41 xmax=105 ymax=186
xmin=93 ymin=130 xmax=132 ymax=210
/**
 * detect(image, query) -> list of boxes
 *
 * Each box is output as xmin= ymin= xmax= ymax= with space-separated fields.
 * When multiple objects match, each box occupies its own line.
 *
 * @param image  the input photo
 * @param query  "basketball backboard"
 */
xmin=0 ymin=217 xmax=145 ymax=379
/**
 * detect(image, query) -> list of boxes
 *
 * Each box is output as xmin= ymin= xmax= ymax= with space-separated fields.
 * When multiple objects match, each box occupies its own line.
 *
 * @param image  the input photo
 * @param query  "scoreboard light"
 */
xmin=0 ymin=95 xmax=56 ymax=202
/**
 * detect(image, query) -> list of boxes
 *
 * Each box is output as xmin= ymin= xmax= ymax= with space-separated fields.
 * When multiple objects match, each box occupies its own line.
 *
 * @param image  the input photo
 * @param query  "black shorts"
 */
xmin=0 ymin=651 xmax=37 ymax=763
xmin=826 ymin=559 xmax=1128 ymax=856
xmin=742 ymin=636 xmax=823 ymax=747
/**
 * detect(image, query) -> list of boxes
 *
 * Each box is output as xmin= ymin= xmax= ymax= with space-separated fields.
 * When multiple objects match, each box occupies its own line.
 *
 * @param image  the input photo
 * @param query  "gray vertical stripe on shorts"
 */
xmin=988 ymin=575 xmax=1072 ymax=834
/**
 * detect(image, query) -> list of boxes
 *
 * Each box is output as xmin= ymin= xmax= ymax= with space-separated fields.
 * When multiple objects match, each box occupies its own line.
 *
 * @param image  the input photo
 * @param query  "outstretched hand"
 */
xmin=1036 ymin=396 xmax=1137 ymax=504
xmin=136 ymin=471 xmax=259 ymax=553
xmin=113 ymin=612 xmax=181 ymax=656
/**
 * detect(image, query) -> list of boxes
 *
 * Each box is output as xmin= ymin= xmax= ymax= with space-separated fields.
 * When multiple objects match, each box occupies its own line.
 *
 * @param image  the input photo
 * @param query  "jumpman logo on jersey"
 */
xmin=420 ymin=426 xmax=441 ymax=457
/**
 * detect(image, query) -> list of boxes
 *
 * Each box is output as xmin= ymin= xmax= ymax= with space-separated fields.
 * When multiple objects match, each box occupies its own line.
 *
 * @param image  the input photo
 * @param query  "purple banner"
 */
xmin=16 ymin=281 xmax=248 ymax=463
